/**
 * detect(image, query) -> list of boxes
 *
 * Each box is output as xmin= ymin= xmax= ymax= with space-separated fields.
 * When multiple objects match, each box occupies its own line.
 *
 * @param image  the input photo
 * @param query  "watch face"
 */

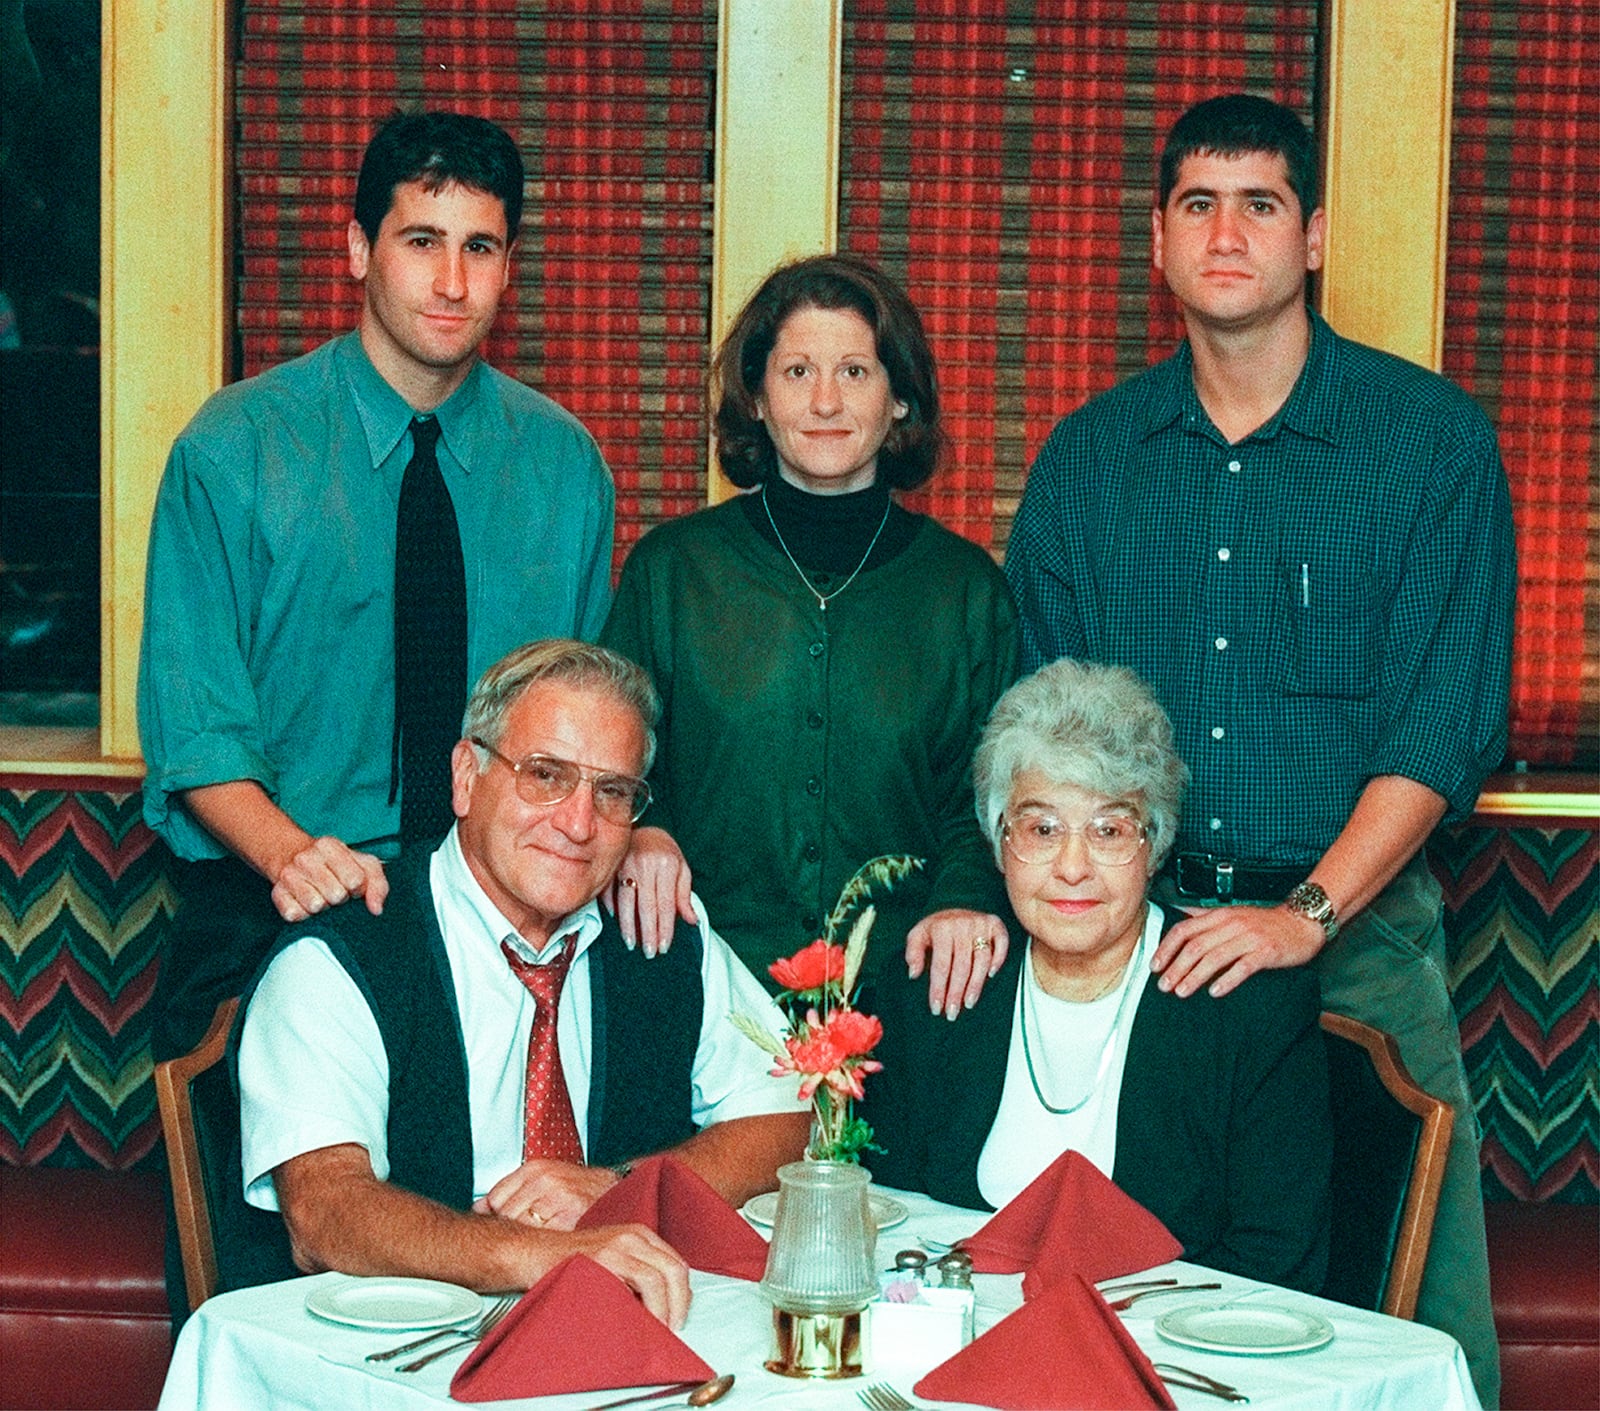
xmin=1288 ymin=883 xmax=1337 ymax=936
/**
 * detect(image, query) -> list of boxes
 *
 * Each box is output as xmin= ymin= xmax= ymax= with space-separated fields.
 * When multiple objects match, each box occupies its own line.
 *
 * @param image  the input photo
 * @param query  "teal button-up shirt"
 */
xmin=138 ymin=333 xmax=614 ymax=859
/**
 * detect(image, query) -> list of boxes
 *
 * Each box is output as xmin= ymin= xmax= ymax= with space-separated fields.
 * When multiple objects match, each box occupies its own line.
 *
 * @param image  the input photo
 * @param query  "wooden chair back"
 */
xmin=1319 ymin=1010 xmax=1454 ymax=1320
xmin=153 ymin=996 xmax=240 ymax=1312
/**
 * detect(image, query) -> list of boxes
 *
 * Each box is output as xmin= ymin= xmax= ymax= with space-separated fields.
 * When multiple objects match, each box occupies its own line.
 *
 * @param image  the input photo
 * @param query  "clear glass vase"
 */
xmin=759 ymin=1159 xmax=878 ymax=1378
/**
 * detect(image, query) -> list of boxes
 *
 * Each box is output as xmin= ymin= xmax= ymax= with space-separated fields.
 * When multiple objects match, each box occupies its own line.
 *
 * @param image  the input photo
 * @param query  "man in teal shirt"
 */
xmin=139 ymin=111 xmax=614 ymax=1061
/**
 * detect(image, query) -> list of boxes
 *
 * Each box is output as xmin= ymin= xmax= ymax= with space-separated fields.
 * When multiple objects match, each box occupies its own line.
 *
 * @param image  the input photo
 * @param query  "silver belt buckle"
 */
xmin=1215 ymin=860 xmax=1235 ymax=903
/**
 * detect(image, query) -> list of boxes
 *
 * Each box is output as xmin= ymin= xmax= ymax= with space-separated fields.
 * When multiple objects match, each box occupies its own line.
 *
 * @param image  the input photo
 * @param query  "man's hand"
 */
xmin=905 ymin=909 xmax=1009 ymax=1019
xmin=182 ymin=779 xmax=388 ymax=922
xmin=604 ymin=826 xmax=695 ymax=957
xmin=473 ymin=1159 xmax=621 ymax=1231
xmin=556 ymin=1224 xmax=692 ymax=1328
xmin=271 ymin=837 xmax=389 ymax=923
xmin=1151 ymin=904 xmax=1325 ymax=999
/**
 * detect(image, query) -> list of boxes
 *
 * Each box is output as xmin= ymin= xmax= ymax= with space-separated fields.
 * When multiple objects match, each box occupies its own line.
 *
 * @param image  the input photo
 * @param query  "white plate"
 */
xmin=742 ymin=1191 xmax=909 ymax=1232
xmin=305 ymin=1276 xmax=483 ymax=1331
xmin=1155 ymin=1302 xmax=1334 ymax=1356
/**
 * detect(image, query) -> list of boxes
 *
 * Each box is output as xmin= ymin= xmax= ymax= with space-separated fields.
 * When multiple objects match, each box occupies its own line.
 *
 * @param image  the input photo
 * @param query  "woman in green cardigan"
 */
xmin=601 ymin=254 xmax=1019 ymax=1013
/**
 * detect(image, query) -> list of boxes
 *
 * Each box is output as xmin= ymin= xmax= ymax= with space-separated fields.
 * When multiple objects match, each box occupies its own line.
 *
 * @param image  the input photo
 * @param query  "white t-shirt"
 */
xmin=238 ymin=829 xmax=804 ymax=1209
xmin=975 ymin=901 xmax=1160 ymax=1208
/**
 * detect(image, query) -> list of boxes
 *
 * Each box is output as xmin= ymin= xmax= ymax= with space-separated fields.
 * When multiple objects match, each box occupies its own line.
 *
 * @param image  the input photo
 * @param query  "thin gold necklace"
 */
xmin=760 ymin=483 xmax=892 ymax=613
xmin=1018 ymin=936 xmax=1146 ymax=1117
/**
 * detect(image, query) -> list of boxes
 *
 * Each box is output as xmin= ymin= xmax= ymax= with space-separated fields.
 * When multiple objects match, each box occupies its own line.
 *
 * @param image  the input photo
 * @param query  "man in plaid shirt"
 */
xmin=1006 ymin=94 xmax=1514 ymax=1406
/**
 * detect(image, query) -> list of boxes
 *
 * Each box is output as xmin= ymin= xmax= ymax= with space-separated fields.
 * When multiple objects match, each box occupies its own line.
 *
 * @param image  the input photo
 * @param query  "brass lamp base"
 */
xmin=764 ymin=1307 xmax=867 ymax=1379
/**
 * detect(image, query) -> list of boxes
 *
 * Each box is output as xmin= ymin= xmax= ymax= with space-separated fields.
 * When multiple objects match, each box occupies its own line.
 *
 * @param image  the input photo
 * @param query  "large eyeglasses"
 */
xmin=471 ymin=739 xmax=652 ymax=825
xmin=1001 ymin=809 xmax=1149 ymax=868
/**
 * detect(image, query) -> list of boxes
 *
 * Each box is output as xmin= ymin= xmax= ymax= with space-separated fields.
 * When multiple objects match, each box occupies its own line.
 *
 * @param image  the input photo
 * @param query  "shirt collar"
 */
xmin=1138 ymin=307 xmax=1340 ymax=449
xmin=1273 ymin=308 xmax=1340 ymax=446
xmin=334 ymin=331 xmax=487 ymax=472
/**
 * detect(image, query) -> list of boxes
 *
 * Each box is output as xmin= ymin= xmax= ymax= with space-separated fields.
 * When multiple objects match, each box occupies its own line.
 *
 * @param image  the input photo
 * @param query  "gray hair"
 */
xmin=461 ymin=639 xmax=660 ymax=774
xmin=973 ymin=659 xmax=1189 ymax=871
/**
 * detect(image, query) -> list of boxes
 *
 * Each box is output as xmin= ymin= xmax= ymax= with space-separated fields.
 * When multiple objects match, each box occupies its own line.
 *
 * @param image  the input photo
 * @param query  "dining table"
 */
xmin=156 ymin=1187 xmax=1481 ymax=1411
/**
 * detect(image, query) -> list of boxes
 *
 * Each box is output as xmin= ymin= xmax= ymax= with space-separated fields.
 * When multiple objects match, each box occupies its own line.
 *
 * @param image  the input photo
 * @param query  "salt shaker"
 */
xmin=936 ymin=1250 xmax=974 ymax=1289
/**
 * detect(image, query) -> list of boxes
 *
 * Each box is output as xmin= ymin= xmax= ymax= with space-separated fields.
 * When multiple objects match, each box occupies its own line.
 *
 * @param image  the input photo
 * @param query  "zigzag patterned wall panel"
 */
xmin=0 ymin=784 xmax=176 ymax=1170
xmin=1435 ymin=825 xmax=1599 ymax=1203
xmin=1 ymin=786 xmax=1595 ymax=1206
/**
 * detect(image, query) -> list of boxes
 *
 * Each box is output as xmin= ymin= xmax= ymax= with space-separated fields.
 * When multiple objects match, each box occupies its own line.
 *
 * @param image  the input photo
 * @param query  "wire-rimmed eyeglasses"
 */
xmin=470 ymin=738 xmax=652 ymax=825
xmin=1001 ymin=809 xmax=1149 ymax=868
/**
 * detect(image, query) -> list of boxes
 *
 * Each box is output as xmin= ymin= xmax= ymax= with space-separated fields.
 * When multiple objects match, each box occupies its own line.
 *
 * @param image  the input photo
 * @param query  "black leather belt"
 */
xmin=1168 ymin=853 xmax=1307 ymax=904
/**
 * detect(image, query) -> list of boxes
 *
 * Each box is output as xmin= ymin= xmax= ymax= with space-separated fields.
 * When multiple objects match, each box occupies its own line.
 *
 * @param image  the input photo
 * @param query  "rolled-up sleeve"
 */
xmin=137 ymin=437 xmax=275 ymax=857
xmin=1369 ymin=410 xmax=1516 ymax=819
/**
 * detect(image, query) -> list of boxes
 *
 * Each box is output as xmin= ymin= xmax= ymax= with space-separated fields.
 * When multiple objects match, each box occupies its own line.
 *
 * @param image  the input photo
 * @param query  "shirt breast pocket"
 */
xmin=1265 ymin=555 xmax=1381 ymax=700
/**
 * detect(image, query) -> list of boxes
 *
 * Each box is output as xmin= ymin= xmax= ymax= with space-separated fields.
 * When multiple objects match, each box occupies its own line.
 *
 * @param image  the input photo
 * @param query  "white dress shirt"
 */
xmin=239 ymin=829 xmax=804 ymax=1208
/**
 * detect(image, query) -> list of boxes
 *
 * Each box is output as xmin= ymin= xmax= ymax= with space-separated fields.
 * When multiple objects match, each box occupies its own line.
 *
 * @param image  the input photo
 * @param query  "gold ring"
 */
xmin=621 ymin=877 xmax=637 ymax=888
xmin=972 ymin=937 xmax=993 ymax=952
xmin=530 ymin=1209 xmax=545 ymax=1225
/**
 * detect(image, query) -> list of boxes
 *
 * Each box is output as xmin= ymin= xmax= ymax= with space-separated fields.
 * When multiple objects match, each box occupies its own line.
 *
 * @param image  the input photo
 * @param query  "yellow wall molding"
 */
xmin=708 ymin=0 xmax=841 ymax=502
xmin=1319 ymin=0 xmax=1455 ymax=370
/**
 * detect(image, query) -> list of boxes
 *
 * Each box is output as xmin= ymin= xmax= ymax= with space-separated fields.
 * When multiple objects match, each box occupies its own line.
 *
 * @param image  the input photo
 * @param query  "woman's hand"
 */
xmin=604 ymin=826 xmax=696 ymax=956
xmin=906 ymin=909 xmax=1010 ymax=1019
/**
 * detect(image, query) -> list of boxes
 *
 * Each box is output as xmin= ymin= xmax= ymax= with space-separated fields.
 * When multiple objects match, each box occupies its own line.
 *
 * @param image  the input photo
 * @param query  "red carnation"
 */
xmin=820 ymin=1007 xmax=883 ymax=1059
xmin=769 ymin=938 xmax=846 ymax=992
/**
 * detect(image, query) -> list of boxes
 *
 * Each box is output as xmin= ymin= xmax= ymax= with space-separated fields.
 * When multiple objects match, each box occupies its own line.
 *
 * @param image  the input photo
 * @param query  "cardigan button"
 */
xmin=806 ymin=776 xmax=822 ymax=796
xmin=808 ymin=641 xmax=825 ymax=658
xmin=806 ymin=710 xmax=824 ymax=729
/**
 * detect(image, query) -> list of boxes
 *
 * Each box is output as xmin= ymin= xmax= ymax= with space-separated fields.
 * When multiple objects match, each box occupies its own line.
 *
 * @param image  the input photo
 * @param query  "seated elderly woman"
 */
xmin=863 ymin=658 xmax=1331 ymax=1292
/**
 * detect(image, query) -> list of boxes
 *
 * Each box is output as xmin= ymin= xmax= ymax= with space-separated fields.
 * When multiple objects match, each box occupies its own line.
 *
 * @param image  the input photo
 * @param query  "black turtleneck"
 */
xmin=739 ymin=473 xmax=919 ymax=584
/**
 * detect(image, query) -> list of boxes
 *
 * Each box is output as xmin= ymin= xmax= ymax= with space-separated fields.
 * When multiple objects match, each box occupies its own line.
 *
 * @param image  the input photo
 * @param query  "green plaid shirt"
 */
xmin=1006 ymin=311 xmax=1515 ymax=865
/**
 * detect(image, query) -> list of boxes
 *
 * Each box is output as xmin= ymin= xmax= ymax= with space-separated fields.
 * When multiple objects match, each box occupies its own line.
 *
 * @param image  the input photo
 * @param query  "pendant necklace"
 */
xmin=761 ymin=483 xmax=892 ymax=614
xmin=1018 ymin=931 xmax=1147 ymax=1117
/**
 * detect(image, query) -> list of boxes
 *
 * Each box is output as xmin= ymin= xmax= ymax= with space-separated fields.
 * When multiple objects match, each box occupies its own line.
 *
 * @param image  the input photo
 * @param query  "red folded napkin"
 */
xmin=960 ymin=1150 xmax=1183 ymax=1298
xmin=449 ymin=1255 xmax=713 ymax=1402
xmin=914 ymin=1271 xmax=1177 ymax=1410
xmin=576 ymin=1154 xmax=771 ymax=1281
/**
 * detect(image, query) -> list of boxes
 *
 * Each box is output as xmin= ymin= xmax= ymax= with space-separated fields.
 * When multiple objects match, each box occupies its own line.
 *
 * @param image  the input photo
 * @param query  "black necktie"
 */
xmin=393 ymin=416 xmax=467 ymax=843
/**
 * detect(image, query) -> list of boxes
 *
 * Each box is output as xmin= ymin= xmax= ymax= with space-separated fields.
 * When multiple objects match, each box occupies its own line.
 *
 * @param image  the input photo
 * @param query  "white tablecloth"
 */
xmin=157 ymin=1189 xmax=1480 ymax=1411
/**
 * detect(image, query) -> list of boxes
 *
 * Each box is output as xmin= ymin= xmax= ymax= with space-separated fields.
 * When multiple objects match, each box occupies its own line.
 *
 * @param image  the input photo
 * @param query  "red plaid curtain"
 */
xmin=234 ymin=0 xmax=717 ymax=569
xmin=1446 ymin=0 xmax=1598 ymax=766
xmin=838 ymin=1 xmax=1320 ymax=553
xmin=233 ymin=1 xmax=1592 ymax=768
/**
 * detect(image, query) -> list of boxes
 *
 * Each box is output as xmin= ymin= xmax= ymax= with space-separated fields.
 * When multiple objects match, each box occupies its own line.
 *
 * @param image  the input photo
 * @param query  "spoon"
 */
xmin=581 ymin=1372 xmax=735 ymax=1410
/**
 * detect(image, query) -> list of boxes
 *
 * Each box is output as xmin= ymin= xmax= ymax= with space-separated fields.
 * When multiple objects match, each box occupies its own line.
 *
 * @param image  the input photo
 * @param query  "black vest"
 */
xmin=214 ymin=848 xmax=704 ymax=1291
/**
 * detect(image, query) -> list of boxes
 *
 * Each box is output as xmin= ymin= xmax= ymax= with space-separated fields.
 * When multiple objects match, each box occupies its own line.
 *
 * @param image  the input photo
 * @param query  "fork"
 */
xmin=396 ymin=1295 xmax=518 ymax=1372
xmin=858 ymin=1382 xmax=922 ymax=1411
xmin=367 ymin=1293 xmax=516 ymax=1363
xmin=1105 ymin=1281 xmax=1220 ymax=1311
xmin=1153 ymin=1362 xmax=1249 ymax=1402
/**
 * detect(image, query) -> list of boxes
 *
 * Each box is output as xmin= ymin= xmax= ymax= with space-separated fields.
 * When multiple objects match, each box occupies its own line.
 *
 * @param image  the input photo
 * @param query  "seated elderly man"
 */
xmin=227 ymin=640 xmax=809 ymax=1326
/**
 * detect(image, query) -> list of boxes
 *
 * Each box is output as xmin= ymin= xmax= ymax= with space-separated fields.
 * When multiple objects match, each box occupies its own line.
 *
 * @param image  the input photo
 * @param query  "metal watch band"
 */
xmin=1284 ymin=880 xmax=1340 ymax=941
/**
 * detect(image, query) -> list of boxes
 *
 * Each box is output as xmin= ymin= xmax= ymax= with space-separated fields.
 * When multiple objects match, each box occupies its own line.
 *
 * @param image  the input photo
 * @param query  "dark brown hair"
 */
xmin=1158 ymin=93 xmax=1318 ymax=224
xmin=710 ymin=253 xmax=943 ymax=489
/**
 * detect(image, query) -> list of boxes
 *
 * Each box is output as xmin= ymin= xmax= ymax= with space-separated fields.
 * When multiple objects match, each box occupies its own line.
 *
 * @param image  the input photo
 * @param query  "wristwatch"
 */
xmin=1284 ymin=881 xmax=1340 ymax=941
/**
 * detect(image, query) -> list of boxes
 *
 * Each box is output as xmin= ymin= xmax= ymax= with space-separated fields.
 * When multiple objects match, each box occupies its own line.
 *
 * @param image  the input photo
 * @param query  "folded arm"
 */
xmin=274 ymin=1143 xmax=690 ymax=1326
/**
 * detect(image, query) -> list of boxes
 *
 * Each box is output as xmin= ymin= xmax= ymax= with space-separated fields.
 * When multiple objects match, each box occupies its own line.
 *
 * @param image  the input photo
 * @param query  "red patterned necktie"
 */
xmin=500 ymin=937 xmax=584 ymax=1165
